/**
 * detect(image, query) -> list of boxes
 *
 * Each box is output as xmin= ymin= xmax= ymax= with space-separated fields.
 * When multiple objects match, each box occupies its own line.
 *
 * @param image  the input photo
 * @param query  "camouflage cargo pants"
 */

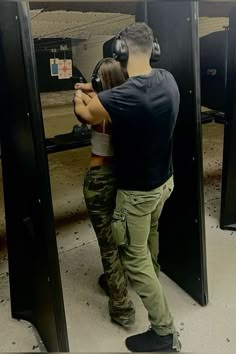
xmin=83 ymin=165 xmax=135 ymax=327
xmin=111 ymin=176 xmax=180 ymax=349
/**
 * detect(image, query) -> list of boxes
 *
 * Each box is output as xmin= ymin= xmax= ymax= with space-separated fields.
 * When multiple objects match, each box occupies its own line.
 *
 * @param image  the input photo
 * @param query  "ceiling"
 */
xmin=30 ymin=1 xmax=236 ymax=40
xmin=31 ymin=10 xmax=135 ymax=39
xmin=29 ymin=1 xmax=235 ymax=17
xmin=29 ymin=2 xmax=137 ymax=14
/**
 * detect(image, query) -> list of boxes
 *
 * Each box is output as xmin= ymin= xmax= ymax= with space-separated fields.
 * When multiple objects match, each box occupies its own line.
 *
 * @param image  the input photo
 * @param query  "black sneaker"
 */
xmin=125 ymin=328 xmax=181 ymax=352
xmin=98 ymin=273 xmax=110 ymax=296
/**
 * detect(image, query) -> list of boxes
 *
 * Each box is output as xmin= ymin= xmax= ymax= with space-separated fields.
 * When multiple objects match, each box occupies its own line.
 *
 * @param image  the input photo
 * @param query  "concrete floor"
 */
xmin=0 ymin=104 xmax=236 ymax=352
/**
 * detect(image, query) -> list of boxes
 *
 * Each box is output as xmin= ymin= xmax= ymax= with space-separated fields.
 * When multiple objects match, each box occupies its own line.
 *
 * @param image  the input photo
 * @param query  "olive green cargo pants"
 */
xmin=111 ymin=176 xmax=178 ymax=340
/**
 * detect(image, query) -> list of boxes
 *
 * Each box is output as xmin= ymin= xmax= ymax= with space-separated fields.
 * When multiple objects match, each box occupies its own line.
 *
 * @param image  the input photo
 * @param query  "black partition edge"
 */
xmin=147 ymin=1 xmax=208 ymax=306
xmin=18 ymin=3 xmax=70 ymax=350
xmin=220 ymin=7 xmax=236 ymax=230
xmin=191 ymin=2 xmax=208 ymax=304
xmin=0 ymin=2 xmax=69 ymax=351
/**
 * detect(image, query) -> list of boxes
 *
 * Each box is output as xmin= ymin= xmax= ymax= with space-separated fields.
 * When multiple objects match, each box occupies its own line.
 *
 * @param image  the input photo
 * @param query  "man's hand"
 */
xmin=74 ymin=82 xmax=96 ymax=98
xmin=74 ymin=88 xmax=82 ymax=99
xmin=73 ymin=83 xmax=111 ymax=125
xmin=73 ymin=92 xmax=111 ymax=125
xmin=73 ymin=89 xmax=92 ymax=106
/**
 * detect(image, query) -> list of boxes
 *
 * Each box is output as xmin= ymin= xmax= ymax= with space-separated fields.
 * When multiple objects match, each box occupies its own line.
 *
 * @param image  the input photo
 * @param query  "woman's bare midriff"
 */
xmin=89 ymin=153 xmax=113 ymax=167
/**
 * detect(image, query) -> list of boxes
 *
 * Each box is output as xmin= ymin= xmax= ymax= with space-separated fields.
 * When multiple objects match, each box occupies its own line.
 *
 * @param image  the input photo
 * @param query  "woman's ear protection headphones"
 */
xmin=112 ymin=32 xmax=161 ymax=64
xmin=91 ymin=59 xmax=105 ymax=93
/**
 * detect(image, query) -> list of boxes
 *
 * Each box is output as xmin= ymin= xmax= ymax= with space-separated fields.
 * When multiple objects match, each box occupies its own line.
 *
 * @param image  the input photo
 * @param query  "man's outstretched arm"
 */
xmin=74 ymin=90 xmax=111 ymax=125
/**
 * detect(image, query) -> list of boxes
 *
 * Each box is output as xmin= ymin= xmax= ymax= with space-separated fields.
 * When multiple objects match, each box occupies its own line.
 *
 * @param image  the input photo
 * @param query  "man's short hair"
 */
xmin=119 ymin=22 xmax=154 ymax=55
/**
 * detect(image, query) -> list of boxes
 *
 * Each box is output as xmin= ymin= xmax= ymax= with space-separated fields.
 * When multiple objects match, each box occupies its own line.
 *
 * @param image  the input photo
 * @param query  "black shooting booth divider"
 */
xmin=220 ymin=8 xmax=236 ymax=231
xmin=0 ymin=2 xmax=69 ymax=352
xmin=199 ymin=5 xmax=236 ymax=230
xmin=146 ymin=1 xmax=208 ymax=306
xmin=7 ymin=0 xmax=236 ymax=350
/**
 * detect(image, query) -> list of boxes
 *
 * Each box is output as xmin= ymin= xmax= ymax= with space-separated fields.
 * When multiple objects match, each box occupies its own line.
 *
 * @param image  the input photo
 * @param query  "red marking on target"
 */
xmin=58 ymin=59 xmax=72 ymax=79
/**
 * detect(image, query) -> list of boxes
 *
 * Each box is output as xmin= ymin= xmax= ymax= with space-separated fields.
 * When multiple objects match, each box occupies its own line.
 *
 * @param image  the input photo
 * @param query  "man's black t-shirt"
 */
xmin=98 ymin=69 xmax=180 ymax=191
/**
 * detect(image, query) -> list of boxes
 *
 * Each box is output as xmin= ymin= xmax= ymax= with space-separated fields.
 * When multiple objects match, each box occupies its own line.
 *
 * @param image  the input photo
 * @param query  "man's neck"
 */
xmin=127 ymin=55 xmax=152 ymax=78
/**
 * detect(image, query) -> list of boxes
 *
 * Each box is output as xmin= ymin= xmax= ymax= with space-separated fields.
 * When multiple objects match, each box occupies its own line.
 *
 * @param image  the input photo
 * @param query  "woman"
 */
xmin=75 ymin=58 xmax=135 ymax=328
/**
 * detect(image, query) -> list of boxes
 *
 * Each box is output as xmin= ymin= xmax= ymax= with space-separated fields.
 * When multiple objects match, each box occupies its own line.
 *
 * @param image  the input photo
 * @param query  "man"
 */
xmin=74 ymin=23 xmax=181 ymax=352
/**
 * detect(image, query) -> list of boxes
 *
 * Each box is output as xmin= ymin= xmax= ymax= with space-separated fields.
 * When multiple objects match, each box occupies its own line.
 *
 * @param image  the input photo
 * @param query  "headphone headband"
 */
xmin=112 ymin=28 xmax=161 ymax=64
xmin=91 ymin=58 xmax=106 ymax=93
xmin=92 ymin=58 xmax=106 ymax=77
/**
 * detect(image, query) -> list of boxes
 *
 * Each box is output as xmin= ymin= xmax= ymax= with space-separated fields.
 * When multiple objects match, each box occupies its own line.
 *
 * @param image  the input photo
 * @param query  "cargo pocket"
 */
xmin=129 ymin=194 xmax=159 ymax=216
xmin=111 ymin=209 xmax=128 ymax=246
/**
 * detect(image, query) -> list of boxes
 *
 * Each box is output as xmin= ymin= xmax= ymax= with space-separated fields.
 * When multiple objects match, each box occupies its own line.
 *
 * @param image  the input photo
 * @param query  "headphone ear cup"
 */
xmin=151 ymin=39 xmax=161 ymax=63
xmin=91 ymin=58 xmax=105 ymax=93
xmin=91 ymin=75 xmax=103 ymax=93
xmin=112 ymin=37 xmax=128 ymax=62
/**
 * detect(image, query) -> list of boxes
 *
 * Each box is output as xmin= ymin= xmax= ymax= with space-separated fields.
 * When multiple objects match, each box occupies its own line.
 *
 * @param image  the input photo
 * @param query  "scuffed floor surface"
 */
xmin=0 ymin=122 xmax=236 ymax=352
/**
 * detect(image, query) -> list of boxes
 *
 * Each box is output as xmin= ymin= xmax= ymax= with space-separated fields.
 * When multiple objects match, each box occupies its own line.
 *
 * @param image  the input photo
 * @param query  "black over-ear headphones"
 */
xmin=91 ymin=59 xmax=105 ymax=93
xmin=112 ymin=32 xmax=161 ymax=64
